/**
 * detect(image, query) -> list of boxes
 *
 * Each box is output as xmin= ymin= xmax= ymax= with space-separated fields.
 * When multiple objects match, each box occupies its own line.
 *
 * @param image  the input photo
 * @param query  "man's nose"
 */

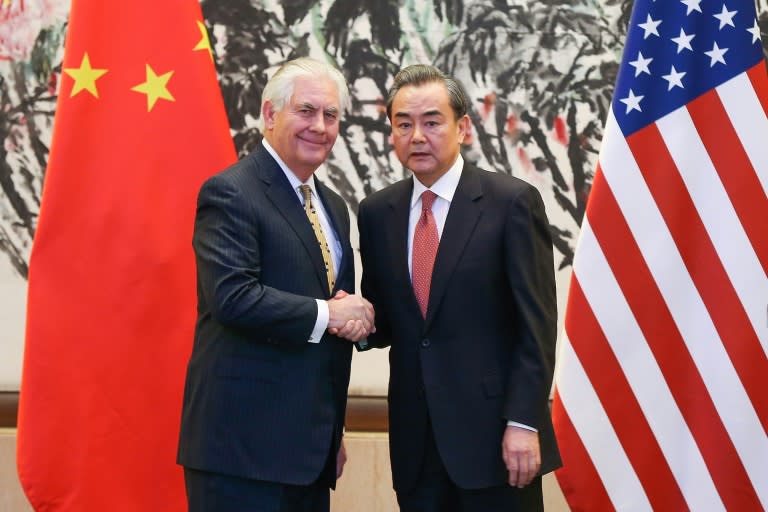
xmin=412 ymin=124 xmax=425 ymax=143
xmin=309 ymin=111 xmax=326 ymax=132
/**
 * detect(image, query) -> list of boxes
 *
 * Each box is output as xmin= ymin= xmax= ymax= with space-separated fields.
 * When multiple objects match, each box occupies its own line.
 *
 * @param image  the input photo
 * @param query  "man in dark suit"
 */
xmin=177 ymin=57 xmax=374 ymax=512
xmin=358 ymin=64 xmax=561 ymax=511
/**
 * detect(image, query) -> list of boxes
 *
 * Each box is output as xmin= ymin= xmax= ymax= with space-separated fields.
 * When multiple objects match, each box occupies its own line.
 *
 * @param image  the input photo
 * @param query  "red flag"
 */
xmin=552 ymin=0 xmax=768 ymax=509
xmin=17 ymin=0 xmax=236 ymax=509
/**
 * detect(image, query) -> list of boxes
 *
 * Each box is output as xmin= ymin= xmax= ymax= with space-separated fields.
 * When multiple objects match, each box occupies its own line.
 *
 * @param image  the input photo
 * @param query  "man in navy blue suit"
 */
xmin=358 ymin=65 xmax=561 ymax=511
xmin=177 ymin=57 xmax=374 ymax=512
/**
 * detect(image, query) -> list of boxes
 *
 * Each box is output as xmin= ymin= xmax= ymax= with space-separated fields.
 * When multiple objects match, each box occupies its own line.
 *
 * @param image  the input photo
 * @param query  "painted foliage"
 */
xmin=1 ymin=1 xmax=66 ymax=279
xmin=204 ymin=0 xmax=630 ymax=272
xmin=1 ymin=0 xmax=767 ymax=277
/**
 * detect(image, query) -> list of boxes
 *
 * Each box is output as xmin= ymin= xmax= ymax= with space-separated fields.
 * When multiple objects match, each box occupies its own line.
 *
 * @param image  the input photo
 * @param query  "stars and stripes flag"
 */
xmin=17 ymin=0 xmax=236 ymax=510
xmin=551 ymin=0 xmax=767 ymax=509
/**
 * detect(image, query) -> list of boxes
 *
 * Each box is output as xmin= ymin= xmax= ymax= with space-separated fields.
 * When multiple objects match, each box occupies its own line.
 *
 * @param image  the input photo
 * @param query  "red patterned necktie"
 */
xmin=412 ymin=190 xmax=439 ymax=318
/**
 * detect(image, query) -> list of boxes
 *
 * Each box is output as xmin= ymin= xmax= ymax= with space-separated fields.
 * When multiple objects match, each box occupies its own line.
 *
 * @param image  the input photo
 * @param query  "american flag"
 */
xmin=551 ymin=0 xmax=768 ymax=509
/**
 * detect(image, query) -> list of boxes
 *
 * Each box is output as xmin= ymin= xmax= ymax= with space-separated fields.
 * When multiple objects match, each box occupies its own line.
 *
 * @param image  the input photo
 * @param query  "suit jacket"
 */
xmin=177 ymin=144 xmax=354 ymax=488
xmin=358 ymin=163 xmax=561 ymax=492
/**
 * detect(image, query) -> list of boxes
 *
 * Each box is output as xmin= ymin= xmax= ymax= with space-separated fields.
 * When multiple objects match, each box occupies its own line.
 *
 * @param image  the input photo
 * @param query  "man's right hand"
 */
xmin=327 ymin=291 xmax=375 ymax=342
xmin=502 ymin=426 xmax=541 ymax=488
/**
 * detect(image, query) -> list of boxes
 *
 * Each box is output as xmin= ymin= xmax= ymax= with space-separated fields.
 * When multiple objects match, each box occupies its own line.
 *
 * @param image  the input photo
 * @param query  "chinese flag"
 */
xmin=17 ymin=0 xmax=236 ymax=510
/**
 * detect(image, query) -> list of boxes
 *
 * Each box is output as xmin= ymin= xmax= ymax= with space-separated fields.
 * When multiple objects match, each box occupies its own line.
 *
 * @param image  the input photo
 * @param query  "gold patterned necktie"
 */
xmin=300 ymin=184 xmax=335 ymax=294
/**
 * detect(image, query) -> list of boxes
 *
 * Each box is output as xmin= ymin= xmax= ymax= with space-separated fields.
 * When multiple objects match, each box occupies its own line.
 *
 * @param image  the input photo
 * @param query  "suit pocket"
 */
xmin=215 ymin=355 xmax=282 ymax=383
xmin=482 ymin=375 xmax=503 ymax=398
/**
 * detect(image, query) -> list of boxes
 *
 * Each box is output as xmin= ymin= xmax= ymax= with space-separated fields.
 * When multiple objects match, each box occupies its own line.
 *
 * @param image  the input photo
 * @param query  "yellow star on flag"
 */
xmin=131 ymin=64 xmax=175 ymax=112
xmin=63 ymin=53 xmax=108 ymax=98
xmin=193 ymin=20 xmax=214 ymax=61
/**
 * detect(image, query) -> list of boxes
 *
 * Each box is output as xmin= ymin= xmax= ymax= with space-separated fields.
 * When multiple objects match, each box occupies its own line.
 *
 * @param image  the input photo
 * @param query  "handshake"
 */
xmin=326 ymin=290 xmax=376 ymax=342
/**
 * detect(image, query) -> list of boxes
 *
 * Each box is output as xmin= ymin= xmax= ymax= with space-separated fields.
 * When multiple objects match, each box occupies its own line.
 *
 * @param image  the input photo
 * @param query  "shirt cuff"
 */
xmin=506 ymin=421 xmax=538 ymax=432
xmin=308 ymin=299 xmax=329 ymax=343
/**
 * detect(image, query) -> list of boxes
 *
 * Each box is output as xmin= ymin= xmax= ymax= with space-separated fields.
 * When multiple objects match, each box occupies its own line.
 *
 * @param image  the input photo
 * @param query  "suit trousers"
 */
xmin=184 ymin=468 xmax=330 ymax=512
xmin=396 ymin=417 xmax=544 ymax=512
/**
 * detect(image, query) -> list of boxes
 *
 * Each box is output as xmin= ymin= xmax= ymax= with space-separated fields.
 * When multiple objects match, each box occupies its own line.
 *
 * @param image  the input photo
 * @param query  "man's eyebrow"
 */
xmin=394 ymin=109 xmax=443 ymax=118
xmin=295 ymin=102 xmax=339 ymax=115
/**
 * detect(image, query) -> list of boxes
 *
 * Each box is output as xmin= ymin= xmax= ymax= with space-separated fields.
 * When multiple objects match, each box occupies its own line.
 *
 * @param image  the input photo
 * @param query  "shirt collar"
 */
xmin=262 ymin=139 xmax=317 ymax=195
xmin=410 ymin=154 xmax=464 ymax=209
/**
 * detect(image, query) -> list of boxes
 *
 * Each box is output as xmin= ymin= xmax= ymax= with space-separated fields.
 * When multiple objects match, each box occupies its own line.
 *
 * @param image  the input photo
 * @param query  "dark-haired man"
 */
xmin=358 ymin=64 xmax=561 ymax=511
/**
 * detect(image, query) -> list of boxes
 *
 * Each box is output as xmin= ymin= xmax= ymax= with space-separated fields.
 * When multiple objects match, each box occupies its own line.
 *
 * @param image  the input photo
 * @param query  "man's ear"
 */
xmin=262 ymin=100 xmax=277 ymax=130
xmin=457 ymin=114 xmax=470 ymax=144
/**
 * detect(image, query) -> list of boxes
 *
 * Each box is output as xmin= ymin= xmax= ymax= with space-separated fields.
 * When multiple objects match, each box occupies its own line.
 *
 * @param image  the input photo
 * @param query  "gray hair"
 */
xmin=385 ymin=64 xmax=470 ymax=121
xmin=258 ymin=57 xmax=350 ymax=130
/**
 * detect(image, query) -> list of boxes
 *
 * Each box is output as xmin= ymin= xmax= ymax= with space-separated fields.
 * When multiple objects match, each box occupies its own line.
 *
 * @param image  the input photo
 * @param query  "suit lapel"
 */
xmin=386 ymin=179 xmax=420 ymax=315
xmin=253 ymin=148 xmax=330 ymax=296
xmin=425 ymin=165 xmax=484 ymax=329
xmin=315 ymin=178 xmax=349 ymax=293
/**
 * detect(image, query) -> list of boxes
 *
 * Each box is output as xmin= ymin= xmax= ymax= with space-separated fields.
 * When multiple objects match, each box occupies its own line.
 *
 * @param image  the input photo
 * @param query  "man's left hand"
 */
xmin=336 ymin=440 xmax=347 ymax=479
xmin=502 ymin=426 xmax=541 ymax=488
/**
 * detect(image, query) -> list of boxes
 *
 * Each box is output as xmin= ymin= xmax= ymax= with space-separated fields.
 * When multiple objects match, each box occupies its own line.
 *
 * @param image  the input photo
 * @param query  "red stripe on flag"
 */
xmin=565 ymin=274 xmax=687 ymax=510
xmin=688 ymin=89 xmax=768 ymax=273
xmin=552 ymin=390 xmax=614 ymax=512
xmin=589 ymin=166 xmax=762 ymax=509
xmin=747 ymin=62 xmax=768 ymax=117
xmin=627 ymin=125 xmax=768 ymax=433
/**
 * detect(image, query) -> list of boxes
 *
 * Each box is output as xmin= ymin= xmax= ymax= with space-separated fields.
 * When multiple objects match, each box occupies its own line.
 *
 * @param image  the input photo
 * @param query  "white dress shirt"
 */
xmin=407 ymin=155 xmax=463 ymax=277
xmin=262 ymin=139 xmax=340 ymax=343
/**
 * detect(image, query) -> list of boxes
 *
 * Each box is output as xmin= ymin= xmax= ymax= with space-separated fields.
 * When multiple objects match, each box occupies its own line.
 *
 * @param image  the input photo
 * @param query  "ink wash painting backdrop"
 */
xmin=1 ymin=0 xmax=767 ymax=392
xmin=0 ymin=0 xmax=68 ymax=391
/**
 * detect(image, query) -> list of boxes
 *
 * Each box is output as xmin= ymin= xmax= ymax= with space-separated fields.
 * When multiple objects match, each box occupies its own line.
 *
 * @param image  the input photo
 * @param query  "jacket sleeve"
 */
xmin=193 ymin=175 xmax=317 ymax=344
xmin=502 ymin=184 xmax=558 ymax=427
xmin=357 ymin=198 xmax=393 ymax=350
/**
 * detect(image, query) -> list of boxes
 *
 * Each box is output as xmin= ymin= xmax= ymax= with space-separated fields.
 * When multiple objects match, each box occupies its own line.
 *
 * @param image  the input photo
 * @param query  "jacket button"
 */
xmin=421 ymin=338 xmax=430 ymax=348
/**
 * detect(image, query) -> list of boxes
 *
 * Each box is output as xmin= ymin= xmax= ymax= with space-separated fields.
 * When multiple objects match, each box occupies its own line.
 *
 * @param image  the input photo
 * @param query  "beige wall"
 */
xmin=1 ymin=430 xmax=570 ymax=511
xmin=0 ymin=430 xmax=31 ymax=512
